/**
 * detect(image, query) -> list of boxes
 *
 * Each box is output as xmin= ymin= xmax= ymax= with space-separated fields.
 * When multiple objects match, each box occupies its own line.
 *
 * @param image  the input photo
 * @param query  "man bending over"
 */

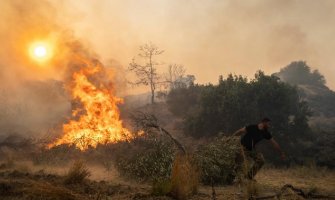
xmin=233 ymin=118 xmax=286 ymax=179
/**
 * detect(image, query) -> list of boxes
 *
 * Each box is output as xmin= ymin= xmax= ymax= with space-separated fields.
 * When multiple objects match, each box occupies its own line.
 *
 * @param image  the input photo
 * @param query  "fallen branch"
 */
xmin=130 ymin=111 xmax=186 ymax=154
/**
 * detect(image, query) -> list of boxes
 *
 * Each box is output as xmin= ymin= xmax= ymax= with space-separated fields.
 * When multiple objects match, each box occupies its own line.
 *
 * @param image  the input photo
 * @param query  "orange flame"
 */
xmin=48 ymin=57 xmax=133 ymax=151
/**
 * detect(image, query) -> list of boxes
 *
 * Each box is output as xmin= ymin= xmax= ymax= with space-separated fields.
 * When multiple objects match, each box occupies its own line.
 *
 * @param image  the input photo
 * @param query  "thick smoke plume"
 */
xmin=0 ymin=0 xmax=124 ymax=138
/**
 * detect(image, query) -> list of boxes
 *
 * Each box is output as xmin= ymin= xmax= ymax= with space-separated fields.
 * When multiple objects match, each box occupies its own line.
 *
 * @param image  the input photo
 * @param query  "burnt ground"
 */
xmin=0 ymin=162 xmax=334 ymax=200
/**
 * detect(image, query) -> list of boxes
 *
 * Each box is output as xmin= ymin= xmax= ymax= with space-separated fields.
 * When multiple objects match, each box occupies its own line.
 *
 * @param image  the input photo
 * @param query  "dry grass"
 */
xmin=257 ymin=166 xmax=335 ymax=195
xmin=243 ymin=180 xmax=259 ymax=199
xmin=0 ymin=157 xmax=15 ymax=170
xmin=170 ymin=154 xmax=200 ymax=200
xmin=0 ymin=159 xmax=333 ymax=200
xmin=289 ymin=163 xmax=329 ymax=178
xmin=64 ymin=160 xmax=91 ymax=185
xmin=152 ymin=179 xmax=172 ymax=196
xmin=102 ymin=160 xmax=113 ymax=172
xmin=24 ymin=181 xmax=80 ymax=200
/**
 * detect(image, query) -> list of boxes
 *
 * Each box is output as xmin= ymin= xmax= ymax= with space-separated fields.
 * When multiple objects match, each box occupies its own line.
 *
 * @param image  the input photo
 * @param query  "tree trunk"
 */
xmin=149 ymin=53 xmax=155 ymax=104
xmin=151 ymin=88 xmax=155 ymax=104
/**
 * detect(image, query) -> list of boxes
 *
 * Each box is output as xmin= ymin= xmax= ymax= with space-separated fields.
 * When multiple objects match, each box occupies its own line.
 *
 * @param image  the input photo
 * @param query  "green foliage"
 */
xmin=115 ymin=134 xmax=176 ymax=182
xmin=169 ymin=71 xmax=311 ymax=136
xmin=195 ymin=136 xmax=240 ymax=185
xmin=273 ymin=61 xmax=335 ymax=167
xmin=308 ymin=131 xmax=335 ymax=168
xmin=167 ymin=85 xmax=203 ymax=117
xmin=192 ymin=74 xmax=252 ymax=135
xmin=167 ymin=70 xmax=313 ymax=164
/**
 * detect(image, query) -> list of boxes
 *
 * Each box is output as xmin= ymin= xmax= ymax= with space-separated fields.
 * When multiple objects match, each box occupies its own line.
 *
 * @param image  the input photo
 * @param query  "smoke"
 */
xmin=63 ymin=0 xmax=335 ymax=89
xmin=0 ymin=0 xmax=126 ymax=138
xmin=0 ymin=0 xmax=334 ymax=137
xmin=0 ymin=0 xmax=63 ymax=137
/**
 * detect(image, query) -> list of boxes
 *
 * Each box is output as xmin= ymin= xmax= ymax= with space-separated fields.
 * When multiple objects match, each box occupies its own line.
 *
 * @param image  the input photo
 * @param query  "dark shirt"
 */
xmin=241 ymin=124 xmax=272 ymax=151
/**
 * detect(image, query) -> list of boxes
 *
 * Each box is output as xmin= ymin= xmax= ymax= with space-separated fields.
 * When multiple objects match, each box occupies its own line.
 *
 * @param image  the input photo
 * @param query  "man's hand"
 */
xmin=270 ymin=138 xmax=286 ymax=160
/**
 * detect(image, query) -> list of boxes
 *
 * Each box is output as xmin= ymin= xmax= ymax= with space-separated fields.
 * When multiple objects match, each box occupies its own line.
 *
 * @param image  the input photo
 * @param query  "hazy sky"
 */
xmin=0 ymin=0 xmax=334 ymax=136
xmin=58 ymin=0 xmax=335 ymax=90
xmin=2 ymin=0 xmax=335 ymax=91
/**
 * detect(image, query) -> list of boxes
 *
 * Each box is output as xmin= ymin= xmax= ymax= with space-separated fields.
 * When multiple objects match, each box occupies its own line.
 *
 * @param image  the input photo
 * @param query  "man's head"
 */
xmin=260 ymin=117 xmax=271 ymax=129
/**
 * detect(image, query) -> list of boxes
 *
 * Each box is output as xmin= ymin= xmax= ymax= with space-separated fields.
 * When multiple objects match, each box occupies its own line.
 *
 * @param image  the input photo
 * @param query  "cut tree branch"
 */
xmin=130 ymin=111 xmax=186 ymax=154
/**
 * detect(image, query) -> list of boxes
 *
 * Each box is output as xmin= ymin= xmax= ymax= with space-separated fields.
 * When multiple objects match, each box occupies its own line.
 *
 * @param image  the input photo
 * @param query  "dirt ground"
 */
xmin=0 ymin=161 xmax=334 ymax=200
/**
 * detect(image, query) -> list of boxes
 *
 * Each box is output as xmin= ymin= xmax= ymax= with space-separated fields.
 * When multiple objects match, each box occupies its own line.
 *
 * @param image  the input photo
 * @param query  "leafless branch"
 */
xmin=130 ymin=111 xmax=186 ymax=154
xmin=128 ymin=43 xmax=164 ymax=104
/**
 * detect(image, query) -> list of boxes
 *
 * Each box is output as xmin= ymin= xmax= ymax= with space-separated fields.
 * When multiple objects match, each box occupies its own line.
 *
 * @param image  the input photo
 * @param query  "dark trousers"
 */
xmin=235 ymin=145 xmax=265 ymax=180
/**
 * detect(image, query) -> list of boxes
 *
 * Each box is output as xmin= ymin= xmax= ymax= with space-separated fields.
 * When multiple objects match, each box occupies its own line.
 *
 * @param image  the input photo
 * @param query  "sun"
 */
xmin=34 ymin=45 xmax=47 ymax=58
xmin=29 ymin=41 xmax=53 ymax=62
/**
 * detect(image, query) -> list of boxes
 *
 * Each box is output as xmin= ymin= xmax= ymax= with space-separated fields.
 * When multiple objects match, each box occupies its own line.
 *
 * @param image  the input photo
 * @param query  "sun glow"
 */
xmin=29 ymin=41 xmax=53 ymax=62
xmin=34 ymin=45 xmax=47 ymax=57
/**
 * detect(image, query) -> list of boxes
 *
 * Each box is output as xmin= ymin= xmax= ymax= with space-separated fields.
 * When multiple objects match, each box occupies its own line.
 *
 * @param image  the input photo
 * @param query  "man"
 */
xmin=233 ymin=118 xmax=286 ymax=180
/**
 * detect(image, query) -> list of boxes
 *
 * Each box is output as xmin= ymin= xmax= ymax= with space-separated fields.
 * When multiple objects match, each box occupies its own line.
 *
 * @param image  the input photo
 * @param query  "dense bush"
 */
xmin=115 ymin=135 xmax=241 ymax=186
xmin=167 ymin=71 xmax=314 ymax=165
xmin=115 ymin=134 xmax=176 ymax=182
xmin=308 ymin=131 xmax=335 ymax=168
xmin=168 ymin=72 xmax=311 ymax=137
xmin=195 ymin=136 xmax=241 ymax=185
xmin=166 ymin=85 xmax=203 ymax=117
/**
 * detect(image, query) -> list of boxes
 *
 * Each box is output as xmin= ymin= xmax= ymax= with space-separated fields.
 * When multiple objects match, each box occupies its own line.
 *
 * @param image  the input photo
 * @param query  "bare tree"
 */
xmin=128 ymin=43 xmax=164 ymax=104
xmin=166 ymin=64 xmax=186 ymax=90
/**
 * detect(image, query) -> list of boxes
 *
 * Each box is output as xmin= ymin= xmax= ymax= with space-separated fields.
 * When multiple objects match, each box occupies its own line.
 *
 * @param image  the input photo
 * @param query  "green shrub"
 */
xmin=115 ymin=134 xmax=176 ymax=182
xmin=195 ymin=136 xmax=240 ymax=185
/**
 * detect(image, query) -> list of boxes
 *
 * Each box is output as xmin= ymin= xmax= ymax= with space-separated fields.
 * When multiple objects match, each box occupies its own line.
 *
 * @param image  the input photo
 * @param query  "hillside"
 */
xmin=274 ymin=61 xmax=335 ymax=130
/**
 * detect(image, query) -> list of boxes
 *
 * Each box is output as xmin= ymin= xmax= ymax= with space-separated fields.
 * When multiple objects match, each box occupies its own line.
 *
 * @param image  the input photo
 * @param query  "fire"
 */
xmin=48 ymin=57 xmax=134 ymax=150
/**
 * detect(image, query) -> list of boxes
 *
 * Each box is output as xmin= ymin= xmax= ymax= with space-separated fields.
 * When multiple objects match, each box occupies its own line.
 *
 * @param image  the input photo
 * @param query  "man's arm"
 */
xmin=232 ymin=127 xmax=246 ymax=137
xmin=269 ymin=138 xmax=286 ymax=160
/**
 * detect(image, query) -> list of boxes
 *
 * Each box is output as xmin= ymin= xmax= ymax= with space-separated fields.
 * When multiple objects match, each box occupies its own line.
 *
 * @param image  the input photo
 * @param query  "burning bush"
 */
xmin=115 ymin=134 xmax=176 ymax=182
xmin=195 ymin=136 xmax=240 ymax=185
